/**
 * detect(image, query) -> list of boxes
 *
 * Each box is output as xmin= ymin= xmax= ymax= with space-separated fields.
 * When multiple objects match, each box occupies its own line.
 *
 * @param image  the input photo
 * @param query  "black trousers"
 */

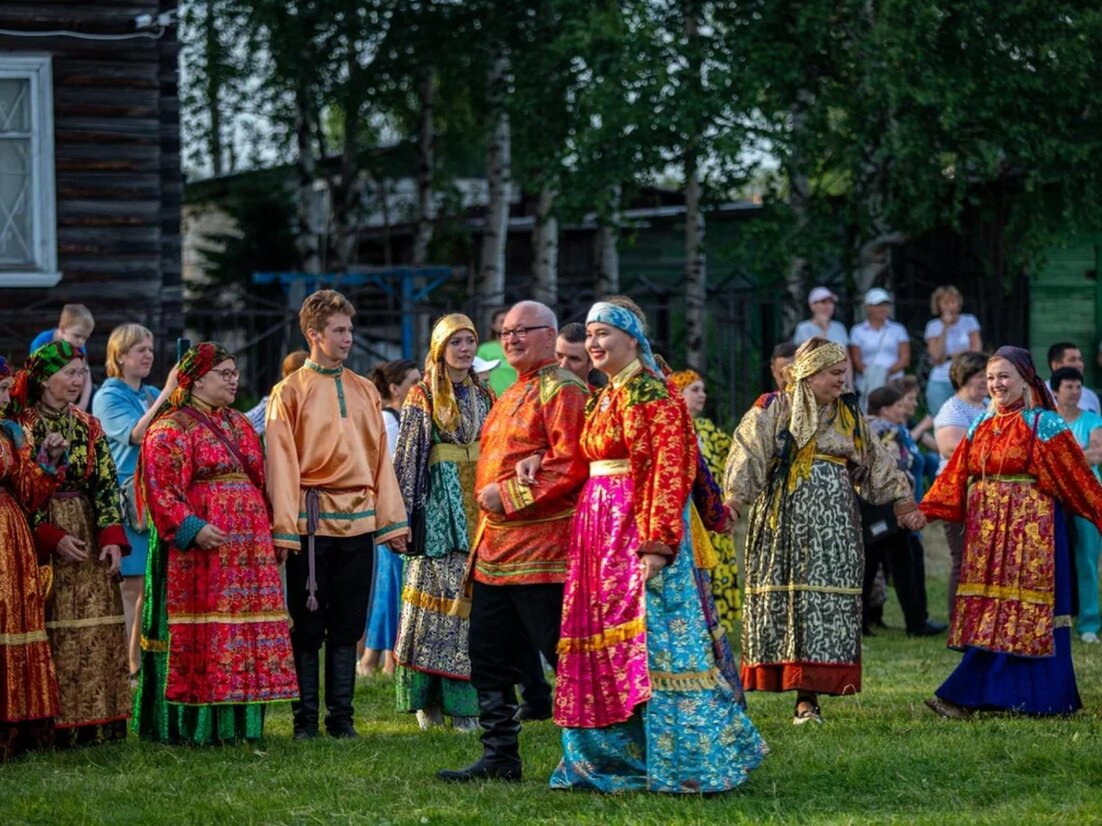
xmin=469 ymin=581 xmax=563 ymax=695
xmin=286 ymin=534 xmax=375 ymax=651
xmin=864 ymin=532 xmax=929 ymax=633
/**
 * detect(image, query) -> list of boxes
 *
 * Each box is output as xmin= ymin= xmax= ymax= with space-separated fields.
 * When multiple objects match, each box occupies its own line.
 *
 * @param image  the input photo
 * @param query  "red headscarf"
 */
xmin=991 ymin=346 xmax=1054 ymax=411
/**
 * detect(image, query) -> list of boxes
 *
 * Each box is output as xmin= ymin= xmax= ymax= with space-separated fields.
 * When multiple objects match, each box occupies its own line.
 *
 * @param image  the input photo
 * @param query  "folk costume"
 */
xmin=133 ymin=344 xmax=297 ymax=744
xmin=670 ymin=369 xmax=740 ymax=625
xmin=551 ymin=303 xmax=766 ymax=794
xmin=12 ymin=342 xmax=132 ymax=746
xmin=921 ymin=347 xmax=1102 ymax=714
xmin=265 ymin=344 xmax=407 ymax=738
xmin=393 ymin=315 xmax=492 ymax=724
xmin=0 ymin=357 xmax=64 ymax=760
xmin=724 ymin=342 xmax=914 ymax=698
xmin=451 ymin=343 xmax=589 ymax=778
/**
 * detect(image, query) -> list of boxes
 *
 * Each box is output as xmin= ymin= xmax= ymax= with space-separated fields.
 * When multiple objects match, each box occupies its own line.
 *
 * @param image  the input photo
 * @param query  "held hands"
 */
xmin=389 ymin=533 xmax=409 ymax=554
xmin=100 ymin=544 xmax=122 ymax=577
xmin=641 ymin=552 xmax=668 ymax=581
xmin=41 ymin=432 xmax=68 ymax=463
xmin=56 ymin=534 xmax=89 ymax=562
xmin=478 ymin=482 xmax=504 ymax=515
xmin=194 ymin=523 xmax=228 ymax=550
xmin=898 ymin=510 xmax=927 ymax=531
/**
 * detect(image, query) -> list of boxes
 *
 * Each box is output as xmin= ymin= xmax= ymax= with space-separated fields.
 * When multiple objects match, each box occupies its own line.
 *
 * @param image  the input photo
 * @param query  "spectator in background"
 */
xmin=888 ymin=376 xmax=938 ymax=500
xmin=555 ymin=322 xmax=593 ymax=384
xmin=770 ymin=342 xmax=798 ymax=392
xmin=92 ymin=324 xmax=178 ymax=685
xmin=1051 ymin=366 xmax=1102 ymax=644
xmin=923 ymin=286 xmax=982 ymax=417
xmin=850 ymin=288 xmax=910 ymax=409
xmin=244 ymin=350 xmax=308 ymax=436
xmin=1049 ymin=342 xmax=1100 ymax=414
xmin=476 ymin=307 xmax=518 ymax=396
xmin=932 ymin=352 xmax=989 ymax=620
xmin=29 ymin=304 xmax=95 ymax=411
xmin=793 ymin=287 xmax=849 ymax=347
xmin=359 ymin=359 xmax=421 ymax=678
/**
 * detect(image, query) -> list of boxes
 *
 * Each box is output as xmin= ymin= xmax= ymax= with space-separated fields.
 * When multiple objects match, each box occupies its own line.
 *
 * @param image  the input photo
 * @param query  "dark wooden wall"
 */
xmin=0 ymin=0 xmax=183 ymax=369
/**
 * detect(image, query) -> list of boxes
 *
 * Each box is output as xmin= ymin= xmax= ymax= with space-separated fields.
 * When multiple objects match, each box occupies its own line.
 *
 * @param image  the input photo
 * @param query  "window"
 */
xmin=0 ymin=54 xmax=58 ymax=288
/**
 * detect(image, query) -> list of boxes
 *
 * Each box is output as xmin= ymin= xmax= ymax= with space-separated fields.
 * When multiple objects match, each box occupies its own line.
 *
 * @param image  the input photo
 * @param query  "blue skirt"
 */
xmin=365 ymin=545 xmax=403 ymax=650
xmin=937 ymin=502 xmax=1081 ymax=715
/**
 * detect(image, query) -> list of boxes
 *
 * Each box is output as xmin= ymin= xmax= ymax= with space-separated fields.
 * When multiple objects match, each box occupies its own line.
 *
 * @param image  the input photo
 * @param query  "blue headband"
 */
xmin=586 ymin=302 xmax=660 ymax=376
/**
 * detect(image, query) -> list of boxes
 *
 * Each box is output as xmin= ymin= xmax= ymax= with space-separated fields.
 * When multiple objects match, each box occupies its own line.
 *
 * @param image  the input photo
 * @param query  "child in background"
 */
xmin=29 ymin=304 xmax=95 ymax=410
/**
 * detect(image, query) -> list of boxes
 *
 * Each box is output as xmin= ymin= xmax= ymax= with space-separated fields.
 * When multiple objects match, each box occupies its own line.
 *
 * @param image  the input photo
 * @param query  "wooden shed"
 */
xmin=0 ymin=1 xmax=183 ymax=367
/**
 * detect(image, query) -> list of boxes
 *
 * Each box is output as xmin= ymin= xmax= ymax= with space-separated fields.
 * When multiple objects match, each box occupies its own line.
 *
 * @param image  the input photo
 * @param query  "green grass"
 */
xmin=3 ymin=532 xmax=1101 ymax=825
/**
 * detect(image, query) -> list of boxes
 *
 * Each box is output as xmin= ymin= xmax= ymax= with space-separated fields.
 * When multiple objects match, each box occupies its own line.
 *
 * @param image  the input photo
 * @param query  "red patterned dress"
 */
xmin=134 ymin=400 xmax=297 ymax=744
xmin=0 ymin=422 xmax=62 ymax=760
xmin=921 ymin=400 xmax=1102 ymax=713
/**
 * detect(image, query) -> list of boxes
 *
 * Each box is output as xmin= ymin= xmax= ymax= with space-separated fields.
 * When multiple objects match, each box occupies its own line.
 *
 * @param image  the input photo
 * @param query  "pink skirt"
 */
xmin=555 ymin=474 xmax=650 ymax=728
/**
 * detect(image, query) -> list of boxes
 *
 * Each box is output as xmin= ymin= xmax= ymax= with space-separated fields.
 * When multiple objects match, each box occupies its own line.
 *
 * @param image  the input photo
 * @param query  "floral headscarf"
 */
xmin=168 ymin=342 xmax=233 ymax=410
xmin=585 ymin=302 xmax=661 ymax=377
xmin=990 ymin=346 xmax=1054 ymax=411
xmin=425 ymin=314 xmax=478 ymax=438
xmin=669 ymin=369 xmax=703 ymax=395
xmin=8 ymin=341 xmax=84 ymax=413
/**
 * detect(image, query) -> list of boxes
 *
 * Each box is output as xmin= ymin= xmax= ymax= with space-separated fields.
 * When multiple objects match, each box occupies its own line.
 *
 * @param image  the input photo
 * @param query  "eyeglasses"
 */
xmin=500 ymin=325 xmax=551 ymax=341
xmin=210 ymin=368 xmax=240 ymax=382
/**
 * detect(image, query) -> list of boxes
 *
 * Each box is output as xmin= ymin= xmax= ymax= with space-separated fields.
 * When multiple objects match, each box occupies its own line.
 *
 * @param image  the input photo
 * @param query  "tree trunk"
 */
xmin=331 ymin=23 xmax=366 ymax=273
xmin=532 ymin=186 xmax=558 ymax=306
xmin=478 ymin=55 xmax=512 ymax=331
xmin=412 ymin=70 xmax=436 ymax=267
xmin=854 ymin=230 xmax=905 ymax=294
xmin=203 ymin=0 xmax=223 ymax=177
xmin=593 ymin=183 xmax=621 ymax=296
xmin=783 ymin=93 xmax=813 ymax=336
xmin=293 ymin=76 xmax=322 ymax=274
xmin=683 ymin=6 xmax=706 ymax=372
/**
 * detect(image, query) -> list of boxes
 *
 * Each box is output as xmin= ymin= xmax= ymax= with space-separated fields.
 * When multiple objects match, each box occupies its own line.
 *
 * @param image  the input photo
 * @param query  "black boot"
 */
xmin=324 ymin=645 xmax=359 ymax=739
xmin=437 ymin=690 xmax=522 ymax=782
xmin=292 ymin=648 xmax=320 ymax=740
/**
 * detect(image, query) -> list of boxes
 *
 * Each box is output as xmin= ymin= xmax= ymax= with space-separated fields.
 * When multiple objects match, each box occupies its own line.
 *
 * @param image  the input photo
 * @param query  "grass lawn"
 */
xmin=3 ymin=530 xmax=1101 ymax=825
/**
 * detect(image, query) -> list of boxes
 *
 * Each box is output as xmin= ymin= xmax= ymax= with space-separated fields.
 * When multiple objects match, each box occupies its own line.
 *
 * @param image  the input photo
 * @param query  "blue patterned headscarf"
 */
xmin=586 ymin=301 xmax=660 ymax=377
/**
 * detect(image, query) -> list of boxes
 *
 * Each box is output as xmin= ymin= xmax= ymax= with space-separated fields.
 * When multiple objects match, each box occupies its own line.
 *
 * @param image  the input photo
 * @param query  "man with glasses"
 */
xmin=438 ymin=301 xmax=589 ymax=782
xmin=265 ymin=290 xmax=409 ymax=741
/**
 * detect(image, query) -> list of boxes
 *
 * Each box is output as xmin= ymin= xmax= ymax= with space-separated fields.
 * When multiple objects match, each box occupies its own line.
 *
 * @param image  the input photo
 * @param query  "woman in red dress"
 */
xmin=134 ymin=343 xmax=297 ymax=744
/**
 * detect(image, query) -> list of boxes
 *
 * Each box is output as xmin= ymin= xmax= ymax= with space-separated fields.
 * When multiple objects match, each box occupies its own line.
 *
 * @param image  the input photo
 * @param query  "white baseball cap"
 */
xmin=864 ymin=287 xmax=893 ymax=306
xmin=473 ymin=356 xmax=499 ymax=374
xmin=807 ymin=286 xmax=838 ymax=307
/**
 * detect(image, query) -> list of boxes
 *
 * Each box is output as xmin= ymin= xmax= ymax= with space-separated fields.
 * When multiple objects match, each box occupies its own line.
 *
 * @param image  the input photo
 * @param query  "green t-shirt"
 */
xmin=477 ymin=340 xmax=517 ymax=396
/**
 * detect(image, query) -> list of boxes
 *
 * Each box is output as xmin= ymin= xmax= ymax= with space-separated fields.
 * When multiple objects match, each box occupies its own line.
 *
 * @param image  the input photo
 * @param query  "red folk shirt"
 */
xmin=473 ymin=359 xmax=589 ymax=585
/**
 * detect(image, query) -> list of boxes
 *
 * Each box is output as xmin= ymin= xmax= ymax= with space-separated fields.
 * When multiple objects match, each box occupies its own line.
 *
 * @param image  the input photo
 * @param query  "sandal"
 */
xmin=793 ymin=699 xmax=822 ymax=726
xmin=924 ymin=696 xmax=973 ymax=720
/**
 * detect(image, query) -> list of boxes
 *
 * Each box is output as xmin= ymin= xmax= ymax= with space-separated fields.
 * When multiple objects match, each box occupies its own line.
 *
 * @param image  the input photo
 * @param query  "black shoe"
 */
xmin=291 ymin=648 xmax=320 ymax=740
xmin=437 ymin=758 xmax=522 ymax=783
xmin=324 ymin=645 xmax=360 ymax=738
xmin=908 ymin=620 xmax=948 ymax=637
xmin=862 ymin=624 xmax=877 ymax=637
xmin=327 ymin=726 xmax=360 ymax=740
xmin=515 ymin=703 xmax=552 ymax=722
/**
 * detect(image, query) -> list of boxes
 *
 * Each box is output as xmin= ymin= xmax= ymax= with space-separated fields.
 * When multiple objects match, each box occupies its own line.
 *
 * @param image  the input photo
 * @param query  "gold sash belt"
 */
xmin=970 ymin=474 xmax=1036 ymax=485
xmin=589 ymin=458 xmax=630 ymax=476
xmin=813 ymin=454 xmax=847 ymax=467
xmin=195 ymin=472 xmax=250 ymax=484
xmin=429 ymin=442 xmax=480 ymax=466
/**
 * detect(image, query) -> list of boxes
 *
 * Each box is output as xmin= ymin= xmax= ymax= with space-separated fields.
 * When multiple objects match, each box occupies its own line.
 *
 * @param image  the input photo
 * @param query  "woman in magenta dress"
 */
xmin=134 ymin=343 xmax=297 ymax=744
xmin=921 ymin=346 xmax=1102 ymax=717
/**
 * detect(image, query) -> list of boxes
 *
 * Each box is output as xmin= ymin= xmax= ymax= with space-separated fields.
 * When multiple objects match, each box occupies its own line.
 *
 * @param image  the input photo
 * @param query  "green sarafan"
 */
xmin=2 ymin=529 xmax=1101 ymax=825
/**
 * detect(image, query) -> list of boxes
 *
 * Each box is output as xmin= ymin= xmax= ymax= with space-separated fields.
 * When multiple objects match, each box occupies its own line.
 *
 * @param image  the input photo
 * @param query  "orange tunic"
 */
xmin=473 ymin=359 xmax=589 ymax=585
xmin=265 ymin=360 xmax=408 ymax=551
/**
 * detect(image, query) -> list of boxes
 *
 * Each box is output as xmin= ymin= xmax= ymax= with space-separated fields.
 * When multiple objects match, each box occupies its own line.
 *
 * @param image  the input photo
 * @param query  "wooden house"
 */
xmin=0 ymin=2 xmax=183 ymax=368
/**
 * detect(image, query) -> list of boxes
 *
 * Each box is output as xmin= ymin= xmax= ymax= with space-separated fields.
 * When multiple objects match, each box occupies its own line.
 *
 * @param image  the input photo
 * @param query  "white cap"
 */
xmin=473 ymin=356 xmax=499 ymax=374
xmin=807 ymin=286 xmax=838 ymax=307
xmin=864 ymin=287 xmax=892 ymax=306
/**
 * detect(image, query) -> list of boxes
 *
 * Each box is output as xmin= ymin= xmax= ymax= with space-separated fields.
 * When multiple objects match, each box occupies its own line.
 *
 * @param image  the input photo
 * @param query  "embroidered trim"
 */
xmin=956 ymin=583 xmax=1054 ymax=606
xmin=1054 ymin=614 xmax=1073 ymax=628
xmin=557 ymin=617 xmax=646 ymax=655
xmin=401 ymin=587 xmax=462 ymax=616
xmin=296 ymin=509 xmax=376 ymax=521
xmin=335 ymin=376 xmax=347 ymax=418
xmin=745 ymin=584 xmax=863 ymax=596
xmin=175 ymin=514 xmax=207 ymax=550
xmin=141 ymin=635 xmax=169 ymax=652
xmin=475 ymin=560 xmax=567 ymax=578
xmin=46 ymin=615 xmax=125 ymax=629
xmin=305 ymin=359 xmax=342 ymax=376
xmin=649 ymin=667 xmax=720 ymax=692
xmin=168 ymin=611 xmax=290 ymax=625
xmin=273 ymin=532 xmax=300 ymax=543
xmin=0 ymin=629 xmax=48 ymax=645
xmin=375 ymin=521 xmax=408 ymax=536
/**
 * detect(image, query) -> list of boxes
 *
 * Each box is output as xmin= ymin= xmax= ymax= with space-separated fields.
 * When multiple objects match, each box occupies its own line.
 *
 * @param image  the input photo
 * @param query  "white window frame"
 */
xmin=0 ymin=54 xmax=59 ymax=288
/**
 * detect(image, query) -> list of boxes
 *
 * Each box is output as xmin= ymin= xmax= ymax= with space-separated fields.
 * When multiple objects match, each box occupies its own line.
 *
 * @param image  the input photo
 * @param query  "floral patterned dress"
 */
xmin=921 ymin=401 xmax=1102 ymax=713
xmin=552 ymin=360 xmax=767 ymax=794
xmin=0 ymin=422 xmax=62 ymax=760
xmin=133 ymin=401 xmax=297 ymax=744
xmin=393 ymin=378 xmax=492 ymax=718
xmin=693 ymin=415 xmax=740 ymax=623
xmin=19 ymin=403 xmax=131 ymax=745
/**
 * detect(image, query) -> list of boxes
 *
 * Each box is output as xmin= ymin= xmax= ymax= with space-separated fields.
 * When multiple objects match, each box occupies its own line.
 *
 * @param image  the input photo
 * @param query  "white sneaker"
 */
xmin=415 ymin=707 xmax=444 ymax=730
xmin=451 ymin=715 xmax=480 ymax=733
xmin=1080 ymin=632 xmax=1100 ymax=644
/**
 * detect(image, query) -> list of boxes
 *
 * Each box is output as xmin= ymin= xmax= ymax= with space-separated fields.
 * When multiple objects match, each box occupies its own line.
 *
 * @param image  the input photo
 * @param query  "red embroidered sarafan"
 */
xmin=142 ymin=406 xmax=297 ymax=704
xmin=922 ymin=406 xmax=1102 ymax=657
